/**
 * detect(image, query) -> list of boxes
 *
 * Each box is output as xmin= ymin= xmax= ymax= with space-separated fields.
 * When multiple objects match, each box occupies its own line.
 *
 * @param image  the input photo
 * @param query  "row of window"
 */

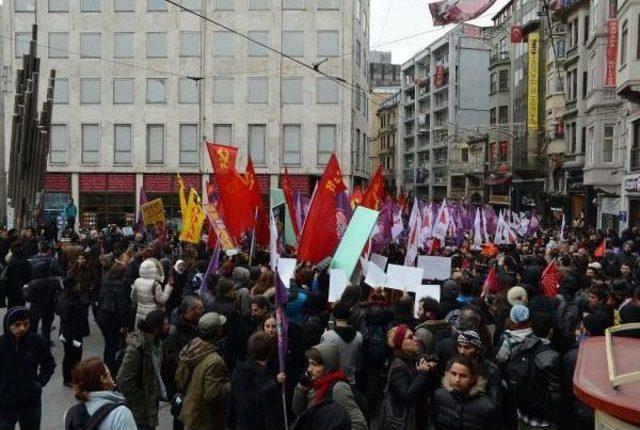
xmin=489 ymin=70 xmax=509 ymax=93
xmin=50 ymin=123 xmax=338 ymax=166
xmin=52 ymin=76 xmax=342 ymax=105
xmin=565 ymin=122 xmax=615 ymax=163
xmin=15 ymin=30 xmax=341 ymax=59
xmin=489 ymin=106 xmax=509 ymax=125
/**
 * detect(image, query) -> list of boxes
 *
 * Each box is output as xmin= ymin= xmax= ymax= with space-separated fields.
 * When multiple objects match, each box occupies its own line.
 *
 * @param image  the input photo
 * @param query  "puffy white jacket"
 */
xmin=131 ymin=258 xmax=173 ymax=327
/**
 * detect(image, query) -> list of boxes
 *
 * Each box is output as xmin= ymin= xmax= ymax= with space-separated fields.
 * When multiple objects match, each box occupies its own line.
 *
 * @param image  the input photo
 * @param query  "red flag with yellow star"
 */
xmin=361 ymin=165 xmax=385 ymax=210
xmin=206 ymin=142 xmax=254 ymax=240
xmin=297 ymin=154 xmax=346 ymax=262
xmin=243 ymin=158 xmax=270 ymax=246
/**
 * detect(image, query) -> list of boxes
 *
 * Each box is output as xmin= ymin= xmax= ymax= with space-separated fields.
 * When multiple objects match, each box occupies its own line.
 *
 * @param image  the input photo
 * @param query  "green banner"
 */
xmin=330 ymin=206 xmax=379 ymax=279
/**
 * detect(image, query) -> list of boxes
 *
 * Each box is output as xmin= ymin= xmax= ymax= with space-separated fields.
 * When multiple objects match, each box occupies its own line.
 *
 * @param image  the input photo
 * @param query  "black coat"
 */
xmin=0 ymin=315 xmax=55 ymax=414
xmin=23 ymin=276 xmax=60 ymax=313
xmin=97 ymin=278 xmax=129 ymax=331
xmin=163 ymin=317 xmax=200 ymax=398
xmin=431 ymin=380 xmax=497 ymax=430
xmin=386 ymin=355 xmax=435 ymax=427
xmin=229 ymin=359 xmax=284 ymax=430
xmin=55 ymin=290 xmax=90 ymax=341
xmin=5 ymin=255 xmax=32 ymax=306
xmin=562 ymin=346 xmax=593 ymax=429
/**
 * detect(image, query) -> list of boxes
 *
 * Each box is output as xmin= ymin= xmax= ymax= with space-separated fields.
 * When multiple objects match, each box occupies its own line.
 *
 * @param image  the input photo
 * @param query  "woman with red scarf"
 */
xmin=292 ymin=343 xmax=367 ymax=430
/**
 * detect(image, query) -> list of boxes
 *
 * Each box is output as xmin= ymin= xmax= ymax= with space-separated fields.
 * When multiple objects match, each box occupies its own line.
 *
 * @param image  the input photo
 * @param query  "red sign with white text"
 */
xmin=44 ymin=173 xmax=71 ymax=192
xmin=79 ymin=174 xmax=135 ymax=192
xmin=605 ymin=19 xmax=618 ymax=87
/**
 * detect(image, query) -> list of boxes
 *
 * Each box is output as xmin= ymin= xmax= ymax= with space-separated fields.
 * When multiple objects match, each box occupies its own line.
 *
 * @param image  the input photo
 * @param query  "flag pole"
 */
xmin=248 ymin=207 xmax=258 ymax=266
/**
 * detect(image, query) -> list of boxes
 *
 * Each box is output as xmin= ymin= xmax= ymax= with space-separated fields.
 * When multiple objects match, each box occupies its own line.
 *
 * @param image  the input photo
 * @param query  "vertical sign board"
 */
xmin=605 ymin=19 xmax=618 ymax=87
xmin=527 ymin=32 xmax=539 ymax=130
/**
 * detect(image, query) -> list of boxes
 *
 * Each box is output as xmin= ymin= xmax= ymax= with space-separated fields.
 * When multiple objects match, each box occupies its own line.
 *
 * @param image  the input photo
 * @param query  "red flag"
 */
xmin=207 ymin=225 xmax=218 ymax=249
xmin=282 ymin=168 xmax=300 ymax=240
xmin=244 ymin=158 xmax=269 ymax=246
xmin=361 ymin=165 xmax=385 ymax=211
xmin=349 ymin=186 xmax=363 ymax=210
xmin=206 ymin=142 xmax=254 ymax=240
xmin=594 ymin=240 xmax=606 ymax=258
xmin=511 ymin=25 xmax=523 ymax=43
xmin=540 ymin=259 xmax=559 ymax=297
xmin=481 ymin=266 xmax=498 ymax=297
xmin=297 ymin=154 xmax=346 ymax=263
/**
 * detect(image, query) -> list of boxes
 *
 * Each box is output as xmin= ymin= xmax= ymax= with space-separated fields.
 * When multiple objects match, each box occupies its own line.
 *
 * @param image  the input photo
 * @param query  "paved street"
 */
xmin=0 ymin=308 xmax=172 ymax=430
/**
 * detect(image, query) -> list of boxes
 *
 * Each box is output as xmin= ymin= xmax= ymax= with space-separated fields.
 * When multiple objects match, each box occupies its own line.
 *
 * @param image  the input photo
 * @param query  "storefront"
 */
xmin=79 ymin=174 xmax=136 ymax=230
xmin=624 ymin=175 xmax=640 ymax=229
xmin=485 ymin=176 xmax=511 ymax=207
xmin=42 ymin=172 xmax=71 ymax=225
xmin=144 ymin=174 xmax=202 ymax=228
xmin=511 ymin=178 xmax=544 ymax=212
xmin=600 ymin=196 xmax=620 ymax=233
xmin=566 ymin=170 xmax=585 ymax=221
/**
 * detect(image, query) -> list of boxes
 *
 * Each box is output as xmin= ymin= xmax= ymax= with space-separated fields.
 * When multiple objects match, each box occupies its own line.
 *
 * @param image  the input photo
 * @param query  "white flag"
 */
xmin=404 ymin=198 xmax=422 ymax=266
xmin=473 ymin=207 xmax=483 ymax=249
xmin=560 ymin=213 xmax=565 ymax=241
xmin=432 ymin=198 xmax=449 ymax=241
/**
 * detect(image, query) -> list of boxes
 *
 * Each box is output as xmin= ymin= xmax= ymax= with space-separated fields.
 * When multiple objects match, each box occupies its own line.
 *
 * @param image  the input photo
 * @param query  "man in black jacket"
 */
xmin=24 ymin=257 xmax=61 ymax=344
xmin=0 ymin=306 xmax=55 ymax=430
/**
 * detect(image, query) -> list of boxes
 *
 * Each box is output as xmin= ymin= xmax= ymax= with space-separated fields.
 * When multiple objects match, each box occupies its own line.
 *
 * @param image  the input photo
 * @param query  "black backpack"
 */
xmin=504 ymin=339 xmax=551 ymax=413
xmin=327 ymin=380 xmax=368 ymax=420
xmin=293 ymin=399 xmax=351 ymax=430
xmin=65 ymin=401 xmax=127 ymax=430
xmin=366 ymin=324 xmax=388 ymax=364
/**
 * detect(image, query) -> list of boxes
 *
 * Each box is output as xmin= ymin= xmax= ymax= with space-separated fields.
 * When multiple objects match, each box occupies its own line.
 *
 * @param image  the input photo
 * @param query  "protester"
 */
xmin=56 ymin=276 xmax=90 ymax=387
xmin=319 ymin=302 xmax=363 ymax=385
xmin=24 ymin=255 xmax=61 ymax=344
xmin=4 ymin=241 xmax=32 ymax=308
xmin=0 ymin=306 xmax=55 ymax=429
xmin=116 ymin=310 xmax=169 ymax=430
xmin=64 ymin=199 xmax=78 ymax=230
xmin=97 ymin=262 xmax=130 ymax=373
xmin=130 ymin=258 xmax=174 ymax=328
xmin=64 ymin=356 xmax=137 ymax=429
xmin=175 ymin=312 xmax=231 ymax=430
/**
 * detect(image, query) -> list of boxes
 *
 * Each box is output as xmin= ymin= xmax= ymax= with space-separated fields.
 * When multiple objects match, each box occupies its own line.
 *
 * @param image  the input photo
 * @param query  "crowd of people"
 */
xmin=0 ymin=221 xmax=638 ymax=430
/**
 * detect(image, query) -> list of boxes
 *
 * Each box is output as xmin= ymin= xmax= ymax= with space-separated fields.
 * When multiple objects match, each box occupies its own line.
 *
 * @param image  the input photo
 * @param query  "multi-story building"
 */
xmin=399 ymin=24 xmax=490 ymax=200
xmin=369 ymin=50 xmax=400 ymax=92
xmin=3 ymin=0 xmax=370 ymax=229
xmin=376 ymin=90 xmax=399 ymax=193
xmin=368 ymin=91 xmax=391 ymax=183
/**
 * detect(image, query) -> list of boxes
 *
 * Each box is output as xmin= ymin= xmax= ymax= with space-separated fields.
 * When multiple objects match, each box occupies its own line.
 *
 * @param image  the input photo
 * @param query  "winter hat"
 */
xmin=510 ymin=304 xmax=530 ymax=324
xmin=332 ymin=302 xmax=351 ymax=321
xmin=4 ymin=306 xmax=31 ymax=330
xmin=582 ymin=313 xmax=610 ymax=336
xmin=199 ymin=312 xmax=227 ymax=339
xmin=306 ymin=342 xmax=340 ymax=373
xmin=507 ymin=286 xmax=528 ymax=306
xmin=457 ymin=330 xmax=483 ymax=351
xmin=139 ymin=258 xmax=163 ymax=282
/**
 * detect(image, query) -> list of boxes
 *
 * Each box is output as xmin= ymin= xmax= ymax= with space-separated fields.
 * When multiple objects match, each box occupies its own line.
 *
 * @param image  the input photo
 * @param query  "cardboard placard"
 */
xmin=386 ymin=264 xmax=424 ymax=292
xmin=328 ymin=269 xmax=348 ymax=303
xmin=417 ymin=255 xmax=452 ymax=281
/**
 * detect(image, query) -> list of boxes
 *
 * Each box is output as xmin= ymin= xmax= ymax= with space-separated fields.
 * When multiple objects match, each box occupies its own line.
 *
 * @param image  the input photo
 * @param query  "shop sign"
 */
xmin=79 ymin=174 xmax=135 ymax=192
xmin=43 ymin=173 xmax=70 ymax=192
xmin=107 ymin=174 xmax=135 ymax=192
xmin=527 ymin=32 xmax=540 ymax=129
xmin=79 ymin=174 xmax=107 ymax=192
xmin=605 ymin=19 xmax=618 ymax=87
xmin=624 ymin=177 xmax=640 ymax=192
xmin=281 ymin=175 xmax=310 ymax=195
xmin=144 ymin=174 xmax=201 ymax=193
xmin=490 ymin=195 xmax=510 ymax=205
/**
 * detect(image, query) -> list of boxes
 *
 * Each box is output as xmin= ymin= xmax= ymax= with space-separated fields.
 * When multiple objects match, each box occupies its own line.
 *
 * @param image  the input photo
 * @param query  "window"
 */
xmin=15 ymin=32 xmax=31 ymax=58
xmin=48 ymin=32 xmax=68 ymax=58
xmin=282 ymin=78 xmax=303 ymax=104
xmin=50 ymin=125 xmax=68 ymax=164
xmin=499 ymin=106 xmax=508 ymax=124
xmin=179 ymin=78 xmax=199 ymax=104
xmin=556 ymin=40 xmax=566 ymax=57
xmin=147 ymin=32 xmax=167 ymax=58
xmin=490 ymin=108 xmax=496 ymax=125
xmin=317 ymin=31 xmax=339 ymax=57
xmin=248 ymin=31 xmax=269 ymax=57
xmin=490 ymin=72 xmax=497 ymax=93
xmin=356 ymin=39 xmax=361 ymax=66
xmin=584 ymin=15 xmax=590 ymax=43
xmin=581 ymin=126 xmax=586 ymax=153
xmin=179 ymin=124 xmax=198 ymax=165
xmin=603 ymin=125 xmax=614 ymax=162
xmin=181 ymin=0 xmax=202 ymax=9
xmin=317 ymin=125 xmax=336 ymax=164
xmin=81 ymin=0 xmax=100 ymax=12
xmin=113 ymin=33 xmax=134 ymax=58
xmin=146 ymin=78 xmax=167 ymax=103
xmin=81 ymin=124 xmax=100 ymax=164
xmin=499 ymin=70 xmax=509 ymax=91
xmin=461 ymin=148 xmax=469 ymax=163
xmin=637 ymin=14 xmax=640 ymax=59
xmin=180 ymin=32 xmax=201 ymax=57
xmin=80 ymin=33 xmax=101 ymax=58
xmin=114 ymin=125 xmax=132 ymax=164
xmin=213 ymin=78 xmax=234 ymax=103
xmin=569 ymin=123 xmax=577 ymax=153
xmin=283 ymin=125 xmax=302 ymax=164
xmin=113 ymin=79 xmax=134 ymax=104
xmin=284 ymin=0 xmax=304 ymax=9
xmin=588 ymin=126 xmax=595 ymax=161
xmin=80 ymin=78 xmax=101 ymax=104
xmin=49 ymin=0 xmax=69 ymax=12
xmin=54 ymin=78 xmax=68 ymax=104
xmin=146 ymin=125 xmax=164 ymax=164
xmin=318 ymin=0 xmax=339 ymax=9
xmin=214 ymin=0 xmax=234 ymax=10
xmin=621 ymin=20 xmax=628 ymax=65
xmin=248 ymin=78 xmax=268 ymax=103
xmin=248 ymin=125 xmax=267 ymax=164
xmin=582 ymin=71 xmax=588 ymax=98
xmin=283 ymin=31 xmax=304 ymax=56
xmin=632 ymin=120 xmax=640 ymax=171
xmin=15 ymin=0 xmax=36 ymax=12
xmin=213 ymin=32 xmax=234 ymax=57
xmin=147 ymin=0 xmax=166 ymax=11
xmin=213 ymin=124 xmax=233 ymax=146
xmin=317 ymin=78 xmax=339 ymax=104
xmin=249 ymin=0 xmax=269 ymax=10
xmin=114 ymin=0 xmax=134 ymax=11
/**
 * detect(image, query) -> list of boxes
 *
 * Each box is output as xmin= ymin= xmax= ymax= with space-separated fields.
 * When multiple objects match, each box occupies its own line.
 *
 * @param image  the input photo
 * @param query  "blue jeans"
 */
xmin=0 ymin=401 xmax=41 ymax=430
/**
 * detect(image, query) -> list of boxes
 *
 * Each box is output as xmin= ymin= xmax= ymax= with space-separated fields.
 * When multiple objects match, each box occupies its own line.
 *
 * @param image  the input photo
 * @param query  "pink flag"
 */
xmin=429 ymin=0 xmax=498 ymax=25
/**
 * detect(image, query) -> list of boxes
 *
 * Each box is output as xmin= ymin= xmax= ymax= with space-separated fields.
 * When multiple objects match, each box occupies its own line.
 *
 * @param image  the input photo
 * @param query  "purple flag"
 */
xmin=269 ymin=209 xmax=289 ymax=374
xmin=199 ymin=242 xmax=220 ymax=297
xmin=135 ymin=187 xmax=148 ymax=233
xmin=335 ymin=191 xmax=353 ymax=241
xmin=371 ymin=200 xmax=394 ymax=253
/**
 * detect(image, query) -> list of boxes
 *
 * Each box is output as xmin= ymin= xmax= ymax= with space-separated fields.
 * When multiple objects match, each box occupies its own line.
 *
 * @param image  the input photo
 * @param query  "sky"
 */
xmin=369 ymin=0 xmax=511 ymax=64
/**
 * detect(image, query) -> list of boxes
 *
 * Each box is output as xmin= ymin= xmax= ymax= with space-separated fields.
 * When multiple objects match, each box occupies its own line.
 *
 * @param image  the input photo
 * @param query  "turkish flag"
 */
xmin=481 ymin=266 xmax=498 ymax=296
xmin=243 ymin=159 xmax=270 ymax=246
xmin=282 ymin=168 xmax=300 ymax=240
xmin=511 ymin=25 xmax=523 ymax=43
xmin=362 ymin=165 xmax=385 ymax=210
xmin=594 ymin=240 xmax=606 ymax=258
xmin=206 ymin=142 xmax=254 ymax=240
xmin=297 ymin=154 xmax=346 ymax=263
xmin=540 ymin=259 xmax=559 ymax=297
xmin=349 ymin=186 xmax=363 ymax=210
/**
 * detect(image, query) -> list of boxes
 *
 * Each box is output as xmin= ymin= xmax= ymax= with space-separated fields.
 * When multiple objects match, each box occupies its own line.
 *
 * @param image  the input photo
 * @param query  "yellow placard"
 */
xmin=527 ymin=32 xmax=539 ymax=130
xmin=204 ymin=203 xmax=238 ymax=251
xmin=180 ymin=190 xmax=205 ymax=244
xmin=140 ymin=198 xmax=165 ymax=230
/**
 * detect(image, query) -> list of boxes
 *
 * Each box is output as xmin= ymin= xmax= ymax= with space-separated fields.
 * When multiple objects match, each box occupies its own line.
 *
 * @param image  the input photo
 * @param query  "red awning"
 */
xmin=485 ymin=176 xmax=512 ymax=186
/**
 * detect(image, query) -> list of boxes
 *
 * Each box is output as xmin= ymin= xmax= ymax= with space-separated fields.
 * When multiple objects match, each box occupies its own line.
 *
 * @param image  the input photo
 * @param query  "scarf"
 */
xmin=311 ymin=369 xmax=349 ymax=405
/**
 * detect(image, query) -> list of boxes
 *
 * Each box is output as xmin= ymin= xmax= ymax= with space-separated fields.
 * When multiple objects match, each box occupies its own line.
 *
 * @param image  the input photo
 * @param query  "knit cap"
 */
xmin=510 ymin=304 xmax=529 ymax=324
xmin=457 ymin=330 xmax=483 ymax=351
xmin=507 ymin=286 xmax=528 ymax=306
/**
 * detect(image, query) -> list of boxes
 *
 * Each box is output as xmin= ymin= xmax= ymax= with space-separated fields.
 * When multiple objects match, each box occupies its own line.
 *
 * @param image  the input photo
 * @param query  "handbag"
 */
xmin=377 ymin=361 xmax=410 ymax=430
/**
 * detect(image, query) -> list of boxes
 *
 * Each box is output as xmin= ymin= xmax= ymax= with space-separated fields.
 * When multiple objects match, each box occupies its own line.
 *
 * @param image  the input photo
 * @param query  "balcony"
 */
xmin=489 ymin=52 xmax=510 ymax=68
xmin=404 ymin=129 xmax=415 ymax=138
xmin=404 ymin=96 xmax=415 ymax=106
xmin=565 ymin=99 xmax=577 ymax=113
xmin=433 ymin=157 xmax=448 ymax=167
xmin=433 ymin=176 xmax=448 ymax=186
